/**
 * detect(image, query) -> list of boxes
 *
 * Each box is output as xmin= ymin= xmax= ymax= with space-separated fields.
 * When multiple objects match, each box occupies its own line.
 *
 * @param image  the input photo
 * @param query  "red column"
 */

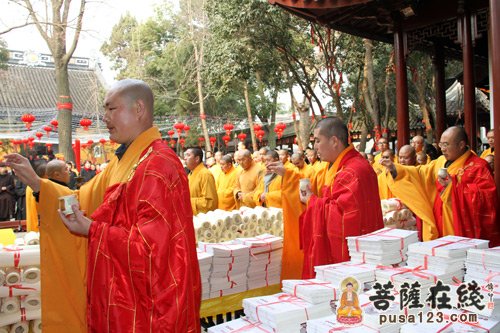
xmin=461 ymin=9 xmax=477 ymax=151
xmin=74 ymin=139 xmax=81 ymax=173
xmin=433 ymin=43 xmax=446 ymax=143
xmin=394 ymin=21 xmax=410 ymax=150
xmin=490 ymin=0 xmax=500 ymax=209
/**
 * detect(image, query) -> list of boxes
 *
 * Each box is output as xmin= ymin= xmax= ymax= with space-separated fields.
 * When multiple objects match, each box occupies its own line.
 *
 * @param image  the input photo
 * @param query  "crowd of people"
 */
xmin=1 ymin=79 xmax=497 ymax=332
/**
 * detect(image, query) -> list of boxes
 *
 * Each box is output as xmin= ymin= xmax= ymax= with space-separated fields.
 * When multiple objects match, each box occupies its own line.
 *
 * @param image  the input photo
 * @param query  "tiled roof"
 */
xmin=0 ymin=63 xmax=106 ymax=137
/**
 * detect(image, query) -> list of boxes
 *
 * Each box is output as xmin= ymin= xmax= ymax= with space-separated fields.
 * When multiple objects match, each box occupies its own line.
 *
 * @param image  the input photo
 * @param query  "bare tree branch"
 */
xmin=65 ymin=0 xmax=86 ymax=64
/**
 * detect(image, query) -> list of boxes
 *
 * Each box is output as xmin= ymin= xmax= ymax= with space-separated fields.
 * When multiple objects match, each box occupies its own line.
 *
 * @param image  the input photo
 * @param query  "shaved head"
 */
xmin=315 ymin=117 xmax=349 ymax=146
xmin=398 ymin=145 xmax=416 ymax=166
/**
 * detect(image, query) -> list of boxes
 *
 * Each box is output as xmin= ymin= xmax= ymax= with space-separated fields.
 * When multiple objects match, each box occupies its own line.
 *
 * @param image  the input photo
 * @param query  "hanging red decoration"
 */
xmin=173 ymin=122 xmax=185 ymax=135
xmin=179 ymin=138 xmax=185 ymax=148
xmin=169 ymin=139 xmax=175 ymax=148
xmin=209 ymin=136 xmax=216 ymax=147
xmin=223 ymin=123 xmax=234 ymax=136
xmin=222 ymin=135 xmax=231 ymax=146
xmin=43 ymin=125 xmax=53 ymax=137
xmin=274 ymin=122 xmax=286 ymax=139
xmin=50 ymin=119 xmax=59 ymax=129
xmin=167 ymin=130 xmax=175 ymax=138
xmin=87 ymin=140 xmax=94 ymax=146
xmin=253 ymin=124 xmax=262 ymax=132
xmin=256 ymin=130 xmax=265 ymax=142
xmin=22 ymin=138 xmax=29 ymax=144
xmin=35 ymin=132 xmax=43 ymax=141
xmin=80 ymin=118 xmax=92 ymax=131
xmin=198 ymin=137 xmax=205 ymax=147
xmin=99 ymin=138 xmax=107 ymax=145
xmin=46 ymin=143 xmax=52 ymax=151
xmin=21 ymin=114 xmax=36 ymax=130
xmin=237 ymin=133 xmax=247 ymax=142
xmin=183 ymin=125 xmax=190 ymax=135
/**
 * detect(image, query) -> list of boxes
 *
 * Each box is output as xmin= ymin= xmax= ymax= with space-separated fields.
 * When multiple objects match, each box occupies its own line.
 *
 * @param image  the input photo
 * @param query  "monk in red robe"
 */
xmin=381 ymin=126 xmax=499 ymax=245
xmin=299 ymin=117 xmax=383 ymax=278
xmin=5 ymin=79 xmax=201 ymax=333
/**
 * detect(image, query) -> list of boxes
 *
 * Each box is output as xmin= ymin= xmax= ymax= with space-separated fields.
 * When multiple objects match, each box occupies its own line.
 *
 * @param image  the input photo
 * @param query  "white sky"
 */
xmin=0 ymin=0 xmax=175 ymax=82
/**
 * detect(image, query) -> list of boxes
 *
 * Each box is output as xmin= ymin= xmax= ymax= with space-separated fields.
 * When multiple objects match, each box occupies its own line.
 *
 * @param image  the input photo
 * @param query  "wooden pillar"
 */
xmin=461 ymin=9 xmax=477 ymax=151
xmin=490 ymin=0 xmax=500 ymax=206
xmin=394 ymin=20 xmax=410 ymax=150
xmin=433 ymin=43 xmax=447 ymax=143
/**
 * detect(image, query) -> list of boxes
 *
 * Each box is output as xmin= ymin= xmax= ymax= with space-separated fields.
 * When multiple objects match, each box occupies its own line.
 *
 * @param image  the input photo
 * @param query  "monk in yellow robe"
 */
xmin=411 ymin=135 xmax=431 ymax=163
xmin=291 ymin=152 xmax=315 ymax=181
xmin=381 ymin=126 xmax=499 ymax=244
xmin=373 ymin=137 xmax=395 ymax=175
xmin=253 ymin=151 xmax=283 ymax=208
xmin=185 ymin=147 xmax=218 ymax=214
xmin=278 ymin=149 xmax=295 ymax=171
xmin=234 ymin=149 xmax=264 ymax=208
xmin=267 ymin=157 xmax=305 ymax=279
xmin=480 ymin=129 xmax=494 ymax=159
xmin=377 ymin=149 xmax=395 ymax=200
xmin=216 ymin=155 xmax=239 ymax=211
xmin=26 ymin=160 xmax=48 ymax=232
xmin=5 ymin=80 xmax=201 ymax=333
xmin=210 ymin=151 xmax=223 ymax=183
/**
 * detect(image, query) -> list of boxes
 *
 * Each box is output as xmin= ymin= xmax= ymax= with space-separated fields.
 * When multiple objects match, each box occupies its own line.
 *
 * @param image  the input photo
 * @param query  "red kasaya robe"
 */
xmin=300 ymin=146 xmax=383 ymax=278
xmin=434 ymin=152 xmax=499 ymax=245
xmin=87 ymin=140 xmax=201 ymax=333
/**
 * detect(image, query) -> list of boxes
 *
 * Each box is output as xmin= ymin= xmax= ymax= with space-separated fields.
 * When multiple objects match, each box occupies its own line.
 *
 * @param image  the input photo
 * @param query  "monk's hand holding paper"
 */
xmin=437 ymin=168 xmax=451 ymax=187
xmin=379 ymin=156 xmax=397 ymax=179
xmin=58 ymin=203 xmax=92 ymax=236
xmin=3 ymin=153 xmax=40 ymax=192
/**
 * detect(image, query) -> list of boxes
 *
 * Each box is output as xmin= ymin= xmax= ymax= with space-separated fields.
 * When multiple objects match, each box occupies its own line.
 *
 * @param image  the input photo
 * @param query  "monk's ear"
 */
xmin=135 ymin=99 xmax=146 ymax=119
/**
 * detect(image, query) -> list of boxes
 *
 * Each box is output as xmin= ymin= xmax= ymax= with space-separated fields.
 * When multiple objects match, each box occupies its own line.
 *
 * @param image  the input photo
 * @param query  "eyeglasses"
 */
xmin=377 ymin=142 xmax=388 ymax=145
xmin=438 ymin=142 xmax=451 ymax=149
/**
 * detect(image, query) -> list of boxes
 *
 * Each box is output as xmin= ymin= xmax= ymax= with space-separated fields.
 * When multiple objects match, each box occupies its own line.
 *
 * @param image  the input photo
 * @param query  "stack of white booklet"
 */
xmin=234 ymin=234 xmax=283 ymax=289
xmin=199 ymin=242 xmax=250 ymax=298
xmin=315 ymin=261 xmax=377 ymax=289
xmin=282 ymin=279 xmax=338 ymax=304
xmin=197 ymin=249 xmax=213 ymax=300
xmin=347 ymin=228 xmax=419 ymax=266
xmin=401 ymin=309 xmax=500 ymax=333
xmin=407 ymin=236 xmax=489 ymax=278
xmin=207 ymin=317 xmax=274 ymax=333
xmin=243 ymin=293 xmax=334 ymax=332
xmin=446 ymin=246 xmax=500 ymax=318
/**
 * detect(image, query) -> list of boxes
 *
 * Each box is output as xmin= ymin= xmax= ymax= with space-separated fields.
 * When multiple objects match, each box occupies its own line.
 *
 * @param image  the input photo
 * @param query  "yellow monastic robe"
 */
xmin=481 ymin=147 xmax=494 ymax=159
xmin=210 ymin=163 xmax=223 ymax=183
xmin=233 ymin=162 xmax=263 ymax=208
xmin=280 ymin=168 xmax=305 ymax=279
xmin=384 ymin=154 xmax=470 ymax=241
xmin=297 ymin=163 xmax=315 ymax=181
xmin=373 ymin=151 xmax=397 ymax=175
xmin=377 ymin=170 xmax=394 ymax=200
xmin=37 ymin=127 xmax=162 ymax=333
xmin=253 ymin=174 xmax=283 ymax=208
xmin=311 ymin=161 xmax=330 ymax=197
xmin=283 ymin=161 xmax=295 ymax=171
xmin=216 ymin=165 xmax=239 ymax=211
xmin=188 ymin=163 xmax=218 ymax=215
xmin=25 ymin=186 xmax=38 ymax=232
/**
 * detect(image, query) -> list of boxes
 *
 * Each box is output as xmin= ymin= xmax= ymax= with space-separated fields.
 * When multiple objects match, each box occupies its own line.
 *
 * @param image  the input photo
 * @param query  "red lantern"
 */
xmin=50 ymin=119 xmax=59 ymax=129
xmin=223 ymin=123 xmax=234 ymax=136
xmin=167 ymin=130 xmax=175 ymax=138
xmin=198 ymin=137 xmax=205 ymax=147
xmin=222 ymin=135 xmax=231 ymax=146
xmin=43 ymin=125 xmax=53 ymax=137
xmin=46 ymin=143 xmax=52 ymax=151
xmin=253 ymin=124 xmax=262 ymax=132
xmin=274 ymin=122 xmax=286 ymax=139
xmin=173 ymin=122 xmax=185 ymax=134
xmin=87 ymin=140 xmax=94 ymax=146
xmin=209 ymin=136 xmax=216 ymax=147
xmin=256 ymin=130 xmax=265 ymax=142
xmin=21 ymin=114 xmax=36 ymax=130
xmin=22 ymin=138 xmax=29 ymax=144
xmin=183 ymin=124 xmax=190 ymax=134
xmin=35 ymin=132 xmax=43 ymax=141
xmin=237 ymin=133 xmax=247 ymax=142
xmin=28 ymin=137 xmax=34 ymax=142
xmin=80 ymin=118 xmax=92 ymax=131
xmin=179 ymin=138 xmax=185 ymax=148
xmin=169 ymin=139 xmax=175 ymax=148
xmin=99 ymin=138 xmax=107 ymax=145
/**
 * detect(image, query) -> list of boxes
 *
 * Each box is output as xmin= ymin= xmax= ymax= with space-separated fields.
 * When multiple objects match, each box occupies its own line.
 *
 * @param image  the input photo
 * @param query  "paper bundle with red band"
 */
xmin=207 ymin=317 xmax=274 ymax=333
xmin=235 ymin=234 xmax=283 ymax=290
xmin=282 ymin=279 xmax=338 ymax=304
xmin=347 ymin=228 xmax=419 ymax=266
xmin=314 ymin=261 xmax=377 ymax=289
xmin=243 ymin=293 xmax=333 ymax=332
xmin=197 ymin=249 xmax=213 ymax=300
xmin=465 ymin=246 xmax=500 ymax=285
